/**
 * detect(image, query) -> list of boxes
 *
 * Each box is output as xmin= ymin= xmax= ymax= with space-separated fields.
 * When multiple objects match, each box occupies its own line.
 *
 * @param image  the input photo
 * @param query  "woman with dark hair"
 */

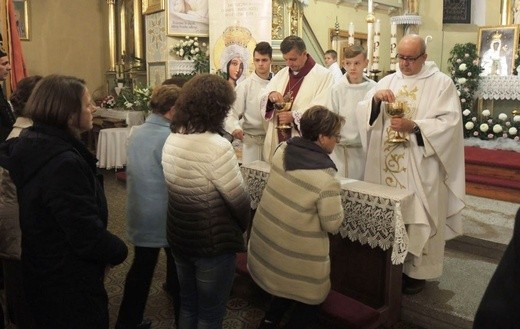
xmin=248 ymin=105 xmax=345 ymax=329
xmin=162 ymin=74 xmax=251 ymax=329
xmin=0 ymin=74 xmax=128 ymax=329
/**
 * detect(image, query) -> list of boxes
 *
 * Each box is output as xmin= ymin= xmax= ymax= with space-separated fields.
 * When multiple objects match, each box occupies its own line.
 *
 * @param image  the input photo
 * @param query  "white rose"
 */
xmin=463 ymin=109 xmax=471 ymax=116
xmin=195 ymin=47 xmax=200 ymax=53
xmin=498 ymin=113 xmax=508 ymax=121
xmin=493 ymin=124 xmax=503 ymax=133
xmin=185 ymin=36 xmax=189 ymax=39
xmin=179 ymin=49 xmax=184 ymax=56
xmin=461 ymin=98 xmax=466 ymax=103
xmin=190 ymin=49 xmax=195 ymax=54
xmin=465 ymin=121 xmax=474 ymax=130
xmin=456 ymin=59 xmax=462 ymax=63
xmin=458 ymin=77 xmax=467 ymax=84
xmin=464 ymin=53 xmax=469 ymax=58
xmin=482 ymin=109 xmax=491 ymax=117
xmin=480 ymin=123 xmax=489 ymax=132
xmin=189 ymin=40 xmax=194 ymax=45
xmin=514 ymin=115 xmax=520 ymax=122
xmin=467 ymin=72 xmax=472 ymax=77
xmin=194 ymin=42 xmax=199 ymax=47
xmin=458 ymin=63 xmax=467 ymax=71
xmin=509 ymin=127 xmax=518 ymax=135
xmin=194 ymin=37 xmax=198 ymax=40
xmin=202 ymin=42 xmax=207 ymax=47
xmin=472 ymin=117 xmax=477 ymax=122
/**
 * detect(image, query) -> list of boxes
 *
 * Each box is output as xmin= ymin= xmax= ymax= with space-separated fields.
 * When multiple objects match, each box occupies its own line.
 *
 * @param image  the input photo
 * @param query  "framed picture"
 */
xmin=167 ymin=0 xmax=209 ymax=36
xmin=442 ymin=0 xmax=471 ymax=24
xmin=142 ymin=0 xmax=165 ymax=15
xmin=477 ymin=25 xmax=518 ymax=76
xmin=148 ymin=61 xmax=167 ymax=87
xmin=13 ymin=0 xmax=29 ymax=41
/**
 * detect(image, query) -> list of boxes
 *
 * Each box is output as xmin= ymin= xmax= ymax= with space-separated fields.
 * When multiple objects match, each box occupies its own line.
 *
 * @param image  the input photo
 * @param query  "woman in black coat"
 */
xmin=0 ymin=75 xmax=128 ymax=329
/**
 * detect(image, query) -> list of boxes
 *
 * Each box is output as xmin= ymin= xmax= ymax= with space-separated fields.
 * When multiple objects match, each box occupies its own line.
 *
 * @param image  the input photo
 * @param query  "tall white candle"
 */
xmin=391 ymin=22 xmax=397 ymax=36
xmin=349 ymin=22 xmax=354 ymax=36
xmin=375 ymin=19 xmax=380 ymax=34
xmin=368 ymin=0 xmax=373 ymax=13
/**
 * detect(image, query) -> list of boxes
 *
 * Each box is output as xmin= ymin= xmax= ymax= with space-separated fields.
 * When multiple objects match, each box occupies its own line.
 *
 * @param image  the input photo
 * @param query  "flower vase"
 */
xmin=170 ymin=60 xmax=196 ymax=75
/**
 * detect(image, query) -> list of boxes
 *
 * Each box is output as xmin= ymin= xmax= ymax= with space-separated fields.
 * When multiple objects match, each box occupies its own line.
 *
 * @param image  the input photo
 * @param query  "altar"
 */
xmin=241 ymin=161 xmax=415 ymax=327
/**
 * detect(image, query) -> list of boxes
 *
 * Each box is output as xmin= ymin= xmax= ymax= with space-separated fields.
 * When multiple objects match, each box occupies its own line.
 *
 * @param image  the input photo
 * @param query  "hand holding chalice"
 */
xmin=386 ymin=101 xmax=407 ymax=143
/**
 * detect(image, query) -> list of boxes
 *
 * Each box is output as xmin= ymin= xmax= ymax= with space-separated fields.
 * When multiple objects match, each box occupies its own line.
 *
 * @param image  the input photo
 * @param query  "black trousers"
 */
xmin=264 ymin=296 xmax=320 ymax=329
xmin=116 ymin=246 xmax=180 ymax=328
xmin=2 ymin=259 xmax=36 ymax=328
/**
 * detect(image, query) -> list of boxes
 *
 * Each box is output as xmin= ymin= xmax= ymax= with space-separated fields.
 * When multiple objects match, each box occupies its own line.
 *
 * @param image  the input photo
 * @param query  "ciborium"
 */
xmin=386 ymin=101 xmax=407 ymax=143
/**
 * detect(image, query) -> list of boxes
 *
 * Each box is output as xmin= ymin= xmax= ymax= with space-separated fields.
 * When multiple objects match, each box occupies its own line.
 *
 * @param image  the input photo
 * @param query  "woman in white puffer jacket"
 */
xmin=162 ymin=73 xmax=251 ymax=329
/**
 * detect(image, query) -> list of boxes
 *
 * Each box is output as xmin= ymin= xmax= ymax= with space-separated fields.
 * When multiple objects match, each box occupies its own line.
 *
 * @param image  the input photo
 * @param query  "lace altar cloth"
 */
xmin=240 ymin=161 xmax=413 ymax=265
xmin=476 ymin=75 xmax=520 ymax=100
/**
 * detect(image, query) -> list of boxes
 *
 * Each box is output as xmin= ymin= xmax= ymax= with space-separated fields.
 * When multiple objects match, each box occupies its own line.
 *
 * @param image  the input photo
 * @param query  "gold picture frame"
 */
xmin=477 ymin=25 xmax=519 ymax=76
xmin=142 ymin=0 xmax=165 ymax=15
xmin=13 ymin=0 xmax=29 ymax=41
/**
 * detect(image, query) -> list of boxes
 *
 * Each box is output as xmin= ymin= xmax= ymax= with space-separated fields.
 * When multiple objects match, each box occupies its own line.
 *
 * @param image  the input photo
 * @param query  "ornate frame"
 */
xmin=142 ymin=0 xmax=165 ymax=15
xmin=477 ymin=25 xmax=519 ymax=76
xmin=13 ymin=0 xmax=29 ymax=40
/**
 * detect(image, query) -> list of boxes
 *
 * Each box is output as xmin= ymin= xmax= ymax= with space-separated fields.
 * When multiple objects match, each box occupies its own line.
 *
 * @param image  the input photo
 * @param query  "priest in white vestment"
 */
xmin=261 ymin=35 xmax=333 ymax=162
xmin=356 ymin=35 xmax=465 ymax=294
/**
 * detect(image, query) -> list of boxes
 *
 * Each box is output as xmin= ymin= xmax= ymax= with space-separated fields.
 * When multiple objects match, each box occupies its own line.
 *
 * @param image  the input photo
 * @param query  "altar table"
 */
xmin=240 ymin=161 xmax=415 ymax=327
xmin=96 ymin=127 xmax=131 ymax=169
xmin=94 ymin=108 xmax=146 ymax=127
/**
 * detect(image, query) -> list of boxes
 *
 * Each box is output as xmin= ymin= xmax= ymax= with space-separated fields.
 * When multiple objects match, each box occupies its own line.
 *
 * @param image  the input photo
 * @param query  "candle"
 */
xmin=391 ymin=22 xmax=397 ymax=36
xmin=375 ymin=19 xmax=380 ymax=34
xmin=349 ymin=22 xmax=354 ymax=36
xmin=368 ymin=0 xmax=373 ymax=13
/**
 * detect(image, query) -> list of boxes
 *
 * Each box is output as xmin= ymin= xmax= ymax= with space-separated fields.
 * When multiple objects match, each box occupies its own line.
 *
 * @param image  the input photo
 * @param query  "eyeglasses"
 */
xmin=396 ymin=53 xmax=424 ymax=63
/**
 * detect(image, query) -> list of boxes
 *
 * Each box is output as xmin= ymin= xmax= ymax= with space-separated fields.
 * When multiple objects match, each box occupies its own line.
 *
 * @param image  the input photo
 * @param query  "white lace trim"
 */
xmin=476 ymin=75 xmax=520 ymax=100
xmin=241 ymin=161 xmax=410 ymax=265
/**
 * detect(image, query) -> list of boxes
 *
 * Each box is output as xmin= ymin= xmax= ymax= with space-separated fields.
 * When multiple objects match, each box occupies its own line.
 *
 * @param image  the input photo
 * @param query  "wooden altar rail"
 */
xmin=240 ymin=161 xmax=414 ymax=328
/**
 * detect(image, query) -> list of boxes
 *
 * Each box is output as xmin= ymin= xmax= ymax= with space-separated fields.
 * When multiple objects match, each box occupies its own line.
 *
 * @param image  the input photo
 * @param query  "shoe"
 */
xmin=402 ymin=274 xmax=426 ymax=295
xmin=258 ymin=318 xmax=279 ymax=329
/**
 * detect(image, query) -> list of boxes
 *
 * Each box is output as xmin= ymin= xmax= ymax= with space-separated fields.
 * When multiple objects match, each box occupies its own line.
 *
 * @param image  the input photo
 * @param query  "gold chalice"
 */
xmin=386 ymin=101 xmax=407 ymax=143
xmin=275 ymin=97 xmax=293 ymax=130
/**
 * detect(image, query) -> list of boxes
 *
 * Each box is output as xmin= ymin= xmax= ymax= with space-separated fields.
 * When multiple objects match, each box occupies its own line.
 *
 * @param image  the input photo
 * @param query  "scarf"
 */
xmin=283 ymin=137 xmax=337 ymax=171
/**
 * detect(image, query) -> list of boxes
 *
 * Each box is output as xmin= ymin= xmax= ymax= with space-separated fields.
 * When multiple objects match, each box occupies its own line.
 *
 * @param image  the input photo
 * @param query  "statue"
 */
xmin=405 ymin=0 xmax=419 ymax=15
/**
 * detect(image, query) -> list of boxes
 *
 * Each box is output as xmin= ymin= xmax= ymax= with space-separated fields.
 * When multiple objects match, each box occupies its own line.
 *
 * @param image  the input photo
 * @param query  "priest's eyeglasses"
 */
xmin=396 ymin=53 xmax=424 ymax=63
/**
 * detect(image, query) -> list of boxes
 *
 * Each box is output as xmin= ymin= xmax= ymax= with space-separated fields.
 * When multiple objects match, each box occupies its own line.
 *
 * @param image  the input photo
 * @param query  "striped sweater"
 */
xmin=247 ymin=142 xmax=344 ymax=305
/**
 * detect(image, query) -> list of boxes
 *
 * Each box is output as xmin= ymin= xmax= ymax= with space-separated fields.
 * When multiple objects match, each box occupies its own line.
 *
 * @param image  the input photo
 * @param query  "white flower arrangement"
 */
xmin=298 ymin=0 xmax=309 ymax=6
xmin=115 ymin=86 xmax=153 ymax=113
xmin=170 ymin=36 xmax=210 ymax=73
xmin=464 ymin=110 xmax=520 ymax=141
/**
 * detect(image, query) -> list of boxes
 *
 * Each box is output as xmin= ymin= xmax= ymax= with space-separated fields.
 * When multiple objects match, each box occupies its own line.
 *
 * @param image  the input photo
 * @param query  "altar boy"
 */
xmin=327 ymin=45 xmax=375 ymax=179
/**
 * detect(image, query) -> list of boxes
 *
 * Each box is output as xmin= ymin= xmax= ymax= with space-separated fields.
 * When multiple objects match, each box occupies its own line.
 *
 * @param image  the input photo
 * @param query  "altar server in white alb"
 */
xmin=327 ymin=45 xmax=375 ymax=179
xmin=261 ymin=35 xmax=334 ymax=162
xmin=356 ymin=34 xmax=465 ymax=294
xmin=225 ymin=41 xmax=273 ymax=164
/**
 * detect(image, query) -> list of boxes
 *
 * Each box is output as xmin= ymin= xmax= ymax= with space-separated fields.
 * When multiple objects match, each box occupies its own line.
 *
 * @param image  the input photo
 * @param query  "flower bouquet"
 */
xmin=100 ymin=95 xmax=116 ymax=109
xmin=115 ymin=85 xmax=153 ymax=114
xmin=170 ymin=36 xmax=209 ymax=74
xmin=463 ymin=109 xmax=520 ymax=141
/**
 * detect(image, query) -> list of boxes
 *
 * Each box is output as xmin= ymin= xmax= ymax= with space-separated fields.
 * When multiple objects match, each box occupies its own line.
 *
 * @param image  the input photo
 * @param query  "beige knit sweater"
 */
xmin=247 ymin=142 xmax=344 ymax=305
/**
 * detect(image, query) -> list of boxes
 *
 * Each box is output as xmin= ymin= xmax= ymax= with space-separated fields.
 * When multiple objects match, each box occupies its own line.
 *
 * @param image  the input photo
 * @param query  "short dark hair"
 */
xmin=25 ymin=75 xmax=86 ymax=131
xmin=149 ymin=84 xmax=182 ymax=115
xmin=171 ymin=74 xmax=236 ymax=134
xmin=162 ymin=77 xmax=188 ymax=87
xmin=343 ymin=45 xmax=367 ymax=59
xmin=300 ymin=105 xmax=344 ymax=142
xmin=280 ymin=35 xmax=306 ymax=54
xmin=254 ymin=41 xmax=272 ymax=59
xmin=10 ymin=75 xmax=43 ymax=116
xmin=325 ymin=49 xmax=338 ymax=60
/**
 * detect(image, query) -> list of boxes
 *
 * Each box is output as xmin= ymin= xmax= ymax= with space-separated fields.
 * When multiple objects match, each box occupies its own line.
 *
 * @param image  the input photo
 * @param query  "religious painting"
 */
xmin=13 ymin=0 xmax=29 ymax=40
xmin=143 ymin=0 xmax=165 ymax=15
xmin=167 ymin=0 xmax=209 ymax=36
xmin=147 ymin=61 xmax=167 ymax=86
xmin=477 ymin=25 xmax=518 ymax=76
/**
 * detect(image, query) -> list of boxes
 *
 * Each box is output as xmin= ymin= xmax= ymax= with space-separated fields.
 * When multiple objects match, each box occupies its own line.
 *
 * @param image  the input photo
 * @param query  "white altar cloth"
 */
xmin=94 ymin=108 xmax=145 ymax=127
xmin=240 ymin=161 xmax=414 ymax=265
xmin=96 ymin=127 xmax=131 ymax=169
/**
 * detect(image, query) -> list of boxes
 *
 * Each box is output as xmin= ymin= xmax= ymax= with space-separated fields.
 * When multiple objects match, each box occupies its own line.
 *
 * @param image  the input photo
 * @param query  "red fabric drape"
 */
xmin=6 ymin=0 xmax=27 ymax=90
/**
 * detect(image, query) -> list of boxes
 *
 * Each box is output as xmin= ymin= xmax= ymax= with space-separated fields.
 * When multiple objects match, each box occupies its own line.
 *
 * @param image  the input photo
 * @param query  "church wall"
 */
xmin=18 ymin=0 xmax=109 ymax=98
